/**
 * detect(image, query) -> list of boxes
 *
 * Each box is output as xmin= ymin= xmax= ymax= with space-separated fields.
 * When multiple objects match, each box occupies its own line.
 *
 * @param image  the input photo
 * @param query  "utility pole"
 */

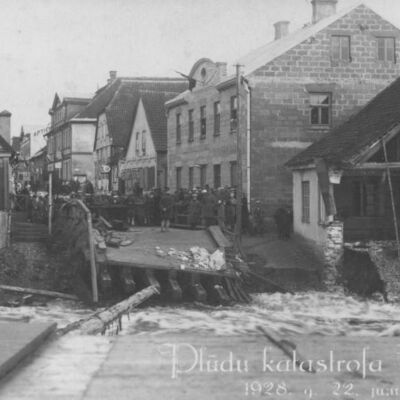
xmin=48 ymin=171 xmax=53 ymax=235
xmin=235 ymin=64 xmax=243 ymax=244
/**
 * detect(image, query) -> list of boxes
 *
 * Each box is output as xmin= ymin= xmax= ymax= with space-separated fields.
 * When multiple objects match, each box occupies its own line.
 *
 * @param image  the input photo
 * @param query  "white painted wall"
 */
xmin=293 ymin=169 xmax=327 ymax=245
xmin=71 ymin=122 xmax=96 ymax=153
xmin=125 ymin=98 xmax=157 ymax=162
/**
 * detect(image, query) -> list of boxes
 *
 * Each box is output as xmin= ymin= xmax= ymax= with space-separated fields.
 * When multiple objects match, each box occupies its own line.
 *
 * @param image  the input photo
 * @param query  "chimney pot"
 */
xmin=274 ymin=21 xmax=290 ymax=40
xmin=108 ymin=70 xmax=117 ymax=83
xmin=312 ymin=0 xmax=338 ymax=23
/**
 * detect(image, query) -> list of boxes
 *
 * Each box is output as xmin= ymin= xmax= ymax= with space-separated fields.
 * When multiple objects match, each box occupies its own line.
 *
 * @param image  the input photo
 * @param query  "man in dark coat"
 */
xmin=159 ymin=187 xmax=174 ymax=232
xmin=187 ymin=193 xmax=202 ymax=229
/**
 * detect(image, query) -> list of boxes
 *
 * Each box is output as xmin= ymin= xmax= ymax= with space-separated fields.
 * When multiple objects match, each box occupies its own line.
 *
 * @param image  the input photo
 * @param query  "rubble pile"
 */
xmin=155 ymin=246 xmax=226 ymax=272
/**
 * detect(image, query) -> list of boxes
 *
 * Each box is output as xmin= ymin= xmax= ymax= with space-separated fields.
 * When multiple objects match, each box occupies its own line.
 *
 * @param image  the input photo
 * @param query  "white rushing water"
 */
xmin=1 ymin=292 xmax=400 ymax=337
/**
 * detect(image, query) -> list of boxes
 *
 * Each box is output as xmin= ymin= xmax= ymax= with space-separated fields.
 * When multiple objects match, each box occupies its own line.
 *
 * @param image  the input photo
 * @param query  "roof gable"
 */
xmin=237 ymin=2 xmax=395 ymax=76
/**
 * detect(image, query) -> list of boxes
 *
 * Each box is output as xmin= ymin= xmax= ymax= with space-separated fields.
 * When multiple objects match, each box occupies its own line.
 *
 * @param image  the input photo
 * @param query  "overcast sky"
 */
xmin=1 ymin=0 xmax=400 ymax=137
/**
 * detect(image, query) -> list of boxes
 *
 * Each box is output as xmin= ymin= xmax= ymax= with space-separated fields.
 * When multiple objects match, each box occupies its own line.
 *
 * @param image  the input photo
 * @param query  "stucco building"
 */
xmin=167 ymin=0 xmax=400 ymax=216
xmin=46 ymin=92 xmax=93 ymax=183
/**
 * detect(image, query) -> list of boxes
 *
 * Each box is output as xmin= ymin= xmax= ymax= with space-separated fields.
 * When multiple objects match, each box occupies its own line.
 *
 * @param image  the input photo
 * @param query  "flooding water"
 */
xmin=1 ymin=291 xmax=400 ymax=337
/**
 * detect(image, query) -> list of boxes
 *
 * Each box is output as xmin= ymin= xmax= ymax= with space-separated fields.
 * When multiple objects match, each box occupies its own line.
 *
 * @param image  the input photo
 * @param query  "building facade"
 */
xmin=46 ymin=93 xmax=93 ymax=183
xmin=167 ymin=0 xmax=400 ymax=216
xmin=119 ymin=92 xmax=174 ymax=192
xmin=166 ymin=59 xmax=247 ymax=192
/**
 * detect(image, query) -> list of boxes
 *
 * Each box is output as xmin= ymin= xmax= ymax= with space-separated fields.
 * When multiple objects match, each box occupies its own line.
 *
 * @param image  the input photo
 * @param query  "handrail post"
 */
xmin=76 ymin=199 xmax=98 ymax=304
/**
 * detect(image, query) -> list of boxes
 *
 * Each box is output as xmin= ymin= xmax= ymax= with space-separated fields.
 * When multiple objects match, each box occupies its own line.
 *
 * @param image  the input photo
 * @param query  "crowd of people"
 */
xmin=12 ymin=179 xmax=293 ymax=238
xmin=122 ymin=185 xmax=266 ymax=235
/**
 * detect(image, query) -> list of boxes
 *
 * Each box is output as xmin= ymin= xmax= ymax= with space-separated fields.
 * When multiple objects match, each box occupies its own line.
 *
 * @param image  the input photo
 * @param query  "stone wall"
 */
xmin=322 ymin=221 xmax=344 ymax=288
xmin=368 ymin=242 xmax=400 ymax=302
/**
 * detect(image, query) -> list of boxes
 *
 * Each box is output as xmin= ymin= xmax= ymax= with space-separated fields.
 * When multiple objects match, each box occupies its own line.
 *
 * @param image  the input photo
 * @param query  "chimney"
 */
xmin=0 ymin=110 xmax=11 ymax=144
xmin=108 ymin=70 xmax=117 ymax=84
xmin=312 ymin=0 xmax=337 ymax=23
xmin=274 ymin=21 xmax=290 ymax=40
xmin=216 ymin=62 xmax=227 ymax=80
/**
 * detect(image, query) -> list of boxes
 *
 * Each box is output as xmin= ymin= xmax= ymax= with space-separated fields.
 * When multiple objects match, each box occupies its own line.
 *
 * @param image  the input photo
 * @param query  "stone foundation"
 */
xmin=322 ymin=221 xmax=344 ymax=289
xmin=367 ymin=242 xmax=400 ymax=302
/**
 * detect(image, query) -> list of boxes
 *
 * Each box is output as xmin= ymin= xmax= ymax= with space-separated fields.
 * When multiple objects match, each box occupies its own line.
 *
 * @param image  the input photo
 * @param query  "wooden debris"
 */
xmin=58 ymin=285 xmax=159 ymax=336
xmin=0 ymin=285 xmax=78 ymax=301
xmin=257 ymin=326 xmax=315 ymax=373
xmin=167 ymin=270 xmax=183 ymax=301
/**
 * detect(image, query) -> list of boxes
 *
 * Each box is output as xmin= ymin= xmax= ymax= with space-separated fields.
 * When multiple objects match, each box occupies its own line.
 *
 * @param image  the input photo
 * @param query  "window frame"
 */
xmin=230 ymin=96 xmax=238 ymax=132
xmin=377 ymin=36 xmax=396 ymax=63
xmin=309 ymin=92 xmax=331 ymax=127
xmin=301 ymin=180 xmax=310 ymax=224
xmin=213 ymin=164 xmax=221 ymax=189
xmin=188 ymin=166 xmax=194 ymax=189
xmin=176 ymin=113 xmax=182 ymax=144
xmin=176 ymin=166 xmax=182 ymax=190
xmin=214 ymin=101 xmax=221 ymax=136
xmin=142 ymin=130 xmax=146 ymax=155
xmin=188 ymin=109 xmax=194 ymax=142
xmin=200 ymin=106 xmax=206 ymax=138
xmin=331 ymin=35 xmax=351 ymax=62
xmin=230 ymin=160 xmax=237 ymax=187
xmin=200 ymin=164 xmax=207 ymax=187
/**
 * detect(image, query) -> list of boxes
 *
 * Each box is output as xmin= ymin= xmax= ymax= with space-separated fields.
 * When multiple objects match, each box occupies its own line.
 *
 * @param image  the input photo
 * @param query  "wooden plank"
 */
xmin=208 ymin=225 xmax=232 ymax=248
xmin=0 ymin=285 xmax=78 ymax=301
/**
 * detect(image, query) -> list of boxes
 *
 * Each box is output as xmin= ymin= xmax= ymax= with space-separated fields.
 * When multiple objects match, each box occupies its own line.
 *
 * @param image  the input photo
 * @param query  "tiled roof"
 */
xmin=0 ymin=135 xmax=13 ymax=154
xmin=141 ymin=90 xmax=178 ymax=152
xmin=286 ymin=76 xmax=400 ymax=168
xmin=237 ymin=1 xmax=367 ymax=76
xmin=79 ymin=77 xmax=187 ymax=151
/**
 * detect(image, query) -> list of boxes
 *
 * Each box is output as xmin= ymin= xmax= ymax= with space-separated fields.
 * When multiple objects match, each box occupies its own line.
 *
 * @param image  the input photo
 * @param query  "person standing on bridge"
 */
xmin=160 ymin=187 xmax=174 ymax=232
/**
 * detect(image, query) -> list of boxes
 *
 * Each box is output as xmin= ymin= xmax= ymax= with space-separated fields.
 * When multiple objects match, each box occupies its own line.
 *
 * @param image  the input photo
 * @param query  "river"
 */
xmin=1 ymin=291 xmax=400 ymax=337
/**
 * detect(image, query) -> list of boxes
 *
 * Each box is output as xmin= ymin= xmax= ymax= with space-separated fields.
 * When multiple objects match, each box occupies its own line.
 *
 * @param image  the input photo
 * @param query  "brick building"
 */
xmin=166 ymin=59 xmax=245 ymax=192
xmin=167 ymin=0 xmax=400 ymax=216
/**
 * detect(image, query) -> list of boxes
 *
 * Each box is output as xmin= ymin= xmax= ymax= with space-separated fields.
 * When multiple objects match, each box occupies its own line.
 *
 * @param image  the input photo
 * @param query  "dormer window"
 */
xmin=331 ymin=35 xmax=350 ymax=62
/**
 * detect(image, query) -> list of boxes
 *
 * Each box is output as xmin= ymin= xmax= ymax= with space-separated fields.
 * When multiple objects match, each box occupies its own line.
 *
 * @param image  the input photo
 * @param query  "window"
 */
xmin=176 ymin=113 xmax=181 ymax=143
xmin=200 ymin=106 xmax=206 ymax=138
xmin=332 ymin=35 xmax=350 ymax=62
xmin=377 ymin=37 xmax=395 ymax=62
xmin=213 ymin=164 xmax=221 ymax=189
xmin=310 ymin=93 xmax=331 ymax=126
xmin=353 ymin=181 xmax=381 ymax=217
xmin=230 ymin=161 xmax=237 ymax=187
xmin=188 ymin=110 xmax=194 ymax=142
xmin=301 ymin=181 xmax=310 ymax=223
xmin=142 ymin=130 xmax=146 ymax=155
xmin=230 ymin=96 xmax=237 ymax=132
xmin=214 ymin=101 xmax=221 ymax=136
xmin=200 ymin=164 xmax=207 ymax=187
xmin=135 ymin=132 xmax=140 ymax=155
xmin=176 ymin=167 xmax=182 ymax=189
xmin=188 ymin=167 xmax=194 ymax=189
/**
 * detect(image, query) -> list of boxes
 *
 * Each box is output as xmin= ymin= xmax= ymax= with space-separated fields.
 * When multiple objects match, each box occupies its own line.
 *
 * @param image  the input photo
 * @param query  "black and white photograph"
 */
xmin=1 ymin=0 xmax=400 ymax=398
